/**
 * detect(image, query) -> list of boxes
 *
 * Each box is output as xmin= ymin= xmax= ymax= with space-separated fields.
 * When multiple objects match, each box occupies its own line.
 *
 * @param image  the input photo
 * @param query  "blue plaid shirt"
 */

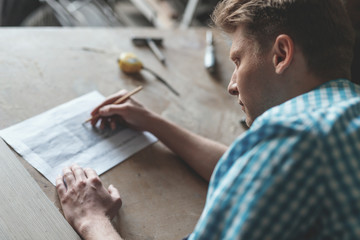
xmin=188 ymin=79 xmax=360 ymax=240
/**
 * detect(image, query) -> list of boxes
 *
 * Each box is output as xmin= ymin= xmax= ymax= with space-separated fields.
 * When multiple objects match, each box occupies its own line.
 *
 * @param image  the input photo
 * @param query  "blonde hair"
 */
xmin=212 ymin=0 xmax=355 ymax=80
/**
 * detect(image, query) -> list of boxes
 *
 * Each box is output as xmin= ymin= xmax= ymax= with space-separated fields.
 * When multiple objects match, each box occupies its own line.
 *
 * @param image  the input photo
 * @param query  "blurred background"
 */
xmin=0 ymin=0 xmax=359 ymax=83
xmin=0 ymin=0 xmax=219 ymax=28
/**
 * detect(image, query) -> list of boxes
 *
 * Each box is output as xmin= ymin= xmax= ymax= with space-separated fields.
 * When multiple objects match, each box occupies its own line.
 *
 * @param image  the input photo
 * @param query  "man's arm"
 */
xmin=140 ymin=112 xmax=227 ymax=181
xmin=91 ymin=90 xmax=227 ymax=181
xmin=77 ymin=216 xmax=122 ymax=240
xmin=56 ymin=165 xmax=123 ymax=240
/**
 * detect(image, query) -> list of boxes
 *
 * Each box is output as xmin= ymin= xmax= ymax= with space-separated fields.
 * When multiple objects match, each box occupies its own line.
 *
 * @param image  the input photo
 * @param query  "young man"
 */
xmin=56 ymin=0 xmax=360 ymax=239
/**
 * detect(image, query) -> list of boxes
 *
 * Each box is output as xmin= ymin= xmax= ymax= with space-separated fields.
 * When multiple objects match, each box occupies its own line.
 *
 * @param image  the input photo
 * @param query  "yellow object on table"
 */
xmin=118 ymin=52 xmax=143 ymax=74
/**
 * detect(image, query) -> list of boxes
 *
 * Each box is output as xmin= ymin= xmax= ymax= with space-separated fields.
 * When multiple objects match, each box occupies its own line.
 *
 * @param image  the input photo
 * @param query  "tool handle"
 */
xmin=204 ymin=45 xmax=215 ymax=72
xmin=204 ymin=30 xmax=216 ymax=73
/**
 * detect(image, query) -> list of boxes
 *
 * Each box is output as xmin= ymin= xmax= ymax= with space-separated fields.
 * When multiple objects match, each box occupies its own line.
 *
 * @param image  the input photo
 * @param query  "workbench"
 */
xmin=0 ymin=27 xmax=245 ymax=239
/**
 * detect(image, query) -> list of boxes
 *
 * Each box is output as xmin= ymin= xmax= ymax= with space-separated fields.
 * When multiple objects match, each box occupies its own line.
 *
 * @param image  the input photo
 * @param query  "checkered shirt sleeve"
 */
xmin=187 ymin=79 xmax=360 ymax=240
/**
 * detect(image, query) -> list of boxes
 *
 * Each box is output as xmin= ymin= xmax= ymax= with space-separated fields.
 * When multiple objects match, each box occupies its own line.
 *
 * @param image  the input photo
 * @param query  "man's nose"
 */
xmin=228 ymin=82 xmax=239 ymax=95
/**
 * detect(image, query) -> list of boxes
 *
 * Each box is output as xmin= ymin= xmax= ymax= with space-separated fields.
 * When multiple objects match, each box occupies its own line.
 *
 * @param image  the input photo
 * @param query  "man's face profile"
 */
xmin=228 ymin=26 xmax=279 ymax=127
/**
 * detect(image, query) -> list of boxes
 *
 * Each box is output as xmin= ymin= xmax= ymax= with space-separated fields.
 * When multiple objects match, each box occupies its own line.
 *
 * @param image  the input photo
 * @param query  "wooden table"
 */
xmin=0 ymin=27 xmax=245 ymax=239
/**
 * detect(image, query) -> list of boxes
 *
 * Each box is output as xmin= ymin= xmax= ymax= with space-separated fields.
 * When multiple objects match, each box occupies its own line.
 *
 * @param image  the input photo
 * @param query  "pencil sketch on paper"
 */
xmin=0 ymin=91 xmax=157 ymax=185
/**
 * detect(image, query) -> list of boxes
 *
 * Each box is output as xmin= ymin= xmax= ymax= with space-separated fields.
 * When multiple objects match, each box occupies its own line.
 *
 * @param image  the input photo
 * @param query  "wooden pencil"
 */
xmin=83 ymin=85 xmax=143 ymax=123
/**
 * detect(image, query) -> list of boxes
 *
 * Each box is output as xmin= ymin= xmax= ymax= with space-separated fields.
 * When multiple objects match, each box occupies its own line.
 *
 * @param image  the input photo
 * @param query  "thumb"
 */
xmin=108 ymin=184 xmax=122 ymax=206
xmin=106 ymin=184 xmax=122 ymax=219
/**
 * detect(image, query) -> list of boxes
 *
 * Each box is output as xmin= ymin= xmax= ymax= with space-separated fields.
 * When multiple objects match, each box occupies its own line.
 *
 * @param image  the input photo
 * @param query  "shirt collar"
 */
xmin=251 ymin=79 xmax=358 ymax=129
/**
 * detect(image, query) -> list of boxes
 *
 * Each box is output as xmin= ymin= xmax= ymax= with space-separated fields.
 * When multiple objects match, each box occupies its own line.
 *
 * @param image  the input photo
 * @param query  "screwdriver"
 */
xmin=204 ymin=30 xmax=216 ymax=73
xmin=117 ymin=52 xmax=179 ymax=96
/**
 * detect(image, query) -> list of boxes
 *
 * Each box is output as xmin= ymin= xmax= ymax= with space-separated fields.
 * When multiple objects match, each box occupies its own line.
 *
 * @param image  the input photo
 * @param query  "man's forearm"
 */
xmin=146 ymin=113 xmax=228 ymax=181
xmin=78 ymin=216 xmax=123 ymax=240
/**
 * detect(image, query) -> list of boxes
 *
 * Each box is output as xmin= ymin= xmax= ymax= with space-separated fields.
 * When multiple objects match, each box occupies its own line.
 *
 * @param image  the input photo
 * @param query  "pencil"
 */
xmin=83 ymin=85 xmax=143 ymax=124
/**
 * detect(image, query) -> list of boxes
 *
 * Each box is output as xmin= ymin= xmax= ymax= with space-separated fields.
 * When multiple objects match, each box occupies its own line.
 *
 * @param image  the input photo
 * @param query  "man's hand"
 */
xmin=90 ymin=89 xmax=156 ymax=131
xmin=56 ymin=165 xmax=123 ymax=239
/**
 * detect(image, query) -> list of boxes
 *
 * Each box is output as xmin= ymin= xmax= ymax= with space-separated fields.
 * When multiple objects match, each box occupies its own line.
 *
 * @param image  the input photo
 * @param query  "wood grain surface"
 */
xmin=0 ymin=27 xmax=246 ymax=239
xmin=0 ymin=139 xmax=80 ymax=239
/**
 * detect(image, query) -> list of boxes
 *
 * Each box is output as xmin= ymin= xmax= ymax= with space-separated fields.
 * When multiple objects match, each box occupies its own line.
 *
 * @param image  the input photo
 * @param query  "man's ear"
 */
xmin=272 ymin=34 xmax=294 ymax=74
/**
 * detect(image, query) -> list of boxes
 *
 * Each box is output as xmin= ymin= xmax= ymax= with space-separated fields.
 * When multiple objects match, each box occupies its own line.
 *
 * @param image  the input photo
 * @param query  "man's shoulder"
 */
xmin=252 ymin=79 xmax=360 ymax=136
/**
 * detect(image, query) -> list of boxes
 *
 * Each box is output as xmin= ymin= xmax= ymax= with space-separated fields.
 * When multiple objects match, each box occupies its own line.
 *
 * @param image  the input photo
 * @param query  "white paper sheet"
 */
xmin=0 ymin=91 xmax=157 ymax=185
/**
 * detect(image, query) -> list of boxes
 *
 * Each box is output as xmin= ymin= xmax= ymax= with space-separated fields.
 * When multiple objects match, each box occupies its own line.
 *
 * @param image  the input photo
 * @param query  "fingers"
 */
xmin=62 ymin=166 xmax=75 ymax=187
xmin=56 ymin=175 xmax=66 ymax=196
xmin=98 ymin=103 xmax=135 ymax=123
xmin=92 ymin=104 xmax=129 ymax=130
xmin=107 ymin=115 xmax=126 ymax=131
xmin=99 ymin=117 xmax=108 ymax=130
xmin=57 ymin=166 xmax=101 ymax=191
xmin=110 ymin=118 xmax=117 ymax=131
xmin=71 ymin=164 xmax=86 ymax=182
xmin=90 ymin=90 xmax=130 ymax=128
xmin=62 ymin=164 xmax=88 ymax=188
xmin=84 ymin=167 xmax=99 ymax=180
xmin=98 ymin=104 xmax=126 ymax=117
xmin=91 ymin=90 xmax=128 ymax=116
xmin=84 ymin=168 xmax=103 ymax=188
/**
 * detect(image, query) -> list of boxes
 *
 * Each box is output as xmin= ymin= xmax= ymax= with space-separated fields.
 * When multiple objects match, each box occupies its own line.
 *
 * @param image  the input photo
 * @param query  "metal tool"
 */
xmin=117 ymin=52 xmax=179 ymax=96
xmin=131 ymin=37 xmax=166 ymax=65
xmin=204 ymin=30 xmax=216 ymax=73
